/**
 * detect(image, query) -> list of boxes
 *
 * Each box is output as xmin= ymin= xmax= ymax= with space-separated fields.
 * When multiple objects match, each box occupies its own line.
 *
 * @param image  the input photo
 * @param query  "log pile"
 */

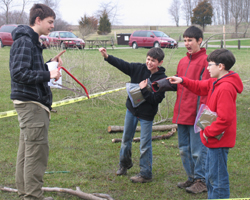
xmin=108 ymin=124 xmax=177 ymax=133
xmin=112 ymin=128 xmax=177 ymax=143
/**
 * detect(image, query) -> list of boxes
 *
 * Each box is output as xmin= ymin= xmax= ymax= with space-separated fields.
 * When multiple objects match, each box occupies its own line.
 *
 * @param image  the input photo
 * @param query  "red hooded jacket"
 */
xmin=181 ymin=71 xmax=243 ymax=148
xmin=173 ymin=48 xmax=210 ymax=125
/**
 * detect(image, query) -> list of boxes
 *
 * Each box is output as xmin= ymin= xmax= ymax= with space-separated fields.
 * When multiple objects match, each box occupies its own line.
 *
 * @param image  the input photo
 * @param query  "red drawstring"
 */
xmin=58 ymin=66 xmax=89 ymax=99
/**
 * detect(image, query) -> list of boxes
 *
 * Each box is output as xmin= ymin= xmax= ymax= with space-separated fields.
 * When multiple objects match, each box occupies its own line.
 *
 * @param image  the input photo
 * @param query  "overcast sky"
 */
xmin=58 ymin=0 xmax=185 ymax=26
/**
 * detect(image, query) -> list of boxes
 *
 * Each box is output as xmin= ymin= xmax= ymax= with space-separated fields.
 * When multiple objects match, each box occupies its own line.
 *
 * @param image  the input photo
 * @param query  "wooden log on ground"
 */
xmin=112 ymin=128 xmax=176 ymax=143
xmin=108 ymin=124 xmax=177 ymax=133
xmin=0 ymin=186 xmax=114 ymax=200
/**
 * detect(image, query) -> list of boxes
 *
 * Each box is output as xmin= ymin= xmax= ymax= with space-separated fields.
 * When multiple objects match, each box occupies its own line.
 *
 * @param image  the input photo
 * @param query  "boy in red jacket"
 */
xmin=166 ymin=49 xmax=243 ymax=199
xmin=153 ymin=26 xmax=210 ymax=193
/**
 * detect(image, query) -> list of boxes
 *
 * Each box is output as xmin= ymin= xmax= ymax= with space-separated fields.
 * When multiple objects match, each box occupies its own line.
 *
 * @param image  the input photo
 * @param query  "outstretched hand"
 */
xmin=99 ymin=47 xmax=108 ymax=59
xmin=139 ymin=79 xmax=148 ymax=89
xmin=167 ymin=76 xmax=183 ymax=84
xmin=51 ymin=50 xmax=66 ymax=67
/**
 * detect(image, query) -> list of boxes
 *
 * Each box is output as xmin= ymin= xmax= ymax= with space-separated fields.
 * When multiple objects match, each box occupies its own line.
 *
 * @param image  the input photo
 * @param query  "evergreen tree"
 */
xmin=191 ymin=0 xmax=213 ymax=31
xmin=98 ymin=11 xmax=111 ymax=35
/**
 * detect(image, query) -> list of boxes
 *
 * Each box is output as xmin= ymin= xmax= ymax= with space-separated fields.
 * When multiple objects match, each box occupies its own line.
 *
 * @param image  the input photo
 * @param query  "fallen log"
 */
xmin=0 ymin=186 xmax=114 ymax=200
xmin=112 ymin=128 xmax=176 ymax=143
xmin=108 ymin=124 xmax=177 ymax=133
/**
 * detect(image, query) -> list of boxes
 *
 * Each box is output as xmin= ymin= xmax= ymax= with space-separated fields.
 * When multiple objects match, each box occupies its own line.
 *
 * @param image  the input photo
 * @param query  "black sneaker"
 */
xmin=116 ymin=163 xmax=133 ymax=176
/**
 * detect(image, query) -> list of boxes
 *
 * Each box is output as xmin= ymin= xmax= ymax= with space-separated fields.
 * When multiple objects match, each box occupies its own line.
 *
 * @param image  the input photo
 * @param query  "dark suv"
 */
xmin=128 ymin=30 xmax=177 ymax=49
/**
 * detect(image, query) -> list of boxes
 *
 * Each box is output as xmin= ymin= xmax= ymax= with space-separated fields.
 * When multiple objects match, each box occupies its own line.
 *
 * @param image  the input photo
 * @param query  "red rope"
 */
xmin=58 ymin=66 xmax=89 ymax=99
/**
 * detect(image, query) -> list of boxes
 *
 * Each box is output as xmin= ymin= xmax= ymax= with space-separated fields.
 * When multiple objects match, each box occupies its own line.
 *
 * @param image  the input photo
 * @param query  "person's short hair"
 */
xmin=207 ymin=49 xmax=235 ymax=70
xmin=183 ymin=26 xmax=203 ymax=42
xmin=29 ymin=4 xmax=56 ymax=26
xmin=147 ymin=47 xmax=165 ymax=62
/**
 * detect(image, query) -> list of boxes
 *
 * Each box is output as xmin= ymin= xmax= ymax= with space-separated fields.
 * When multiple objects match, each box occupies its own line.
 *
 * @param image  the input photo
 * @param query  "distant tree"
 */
xmin=169 ymin=0 xmax=181 ymax=27
xmin=97 ymin=10 xmax=111 ymax=35
xmin=78 ymin=14 xmax=98 ymax=38
xmin=230 ymin=0 xmax=244 ymax=34
xmin=41 ymin=0 xmax=60 ymax=16
xmin=191 ymin=0 xmax=213 ymax=30
xmin=8 ymin=10 xmax=28 ymax=24
xmin=96 ymin=1 xmax=121 ymax=25
xmin=53 ymin=18 xmax=70 ymax=31
xmin=0 ymin=0 xmax=14 ymax=24
xmin=182 ymin=0 xmax=193 ymax=26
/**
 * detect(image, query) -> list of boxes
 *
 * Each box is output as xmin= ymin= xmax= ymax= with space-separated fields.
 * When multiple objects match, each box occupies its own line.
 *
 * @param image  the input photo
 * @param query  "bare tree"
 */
xmin=169 ymin=0 xmax=181 ymax=27
xmin=182 ymin=0 xmax=193 ymax=26
xmin=230 ymin=0 xmax=243 ymax=33
xmin=0 ymin=0 xmax=15 ymax=24
xmin=242 ymin=0 xmax=250 ymax=23
xmin=53 ymin=18 xmax=69 ymax=31
xmin=14 ymin=0 xmax=34 ymax=24
xmin=8 ymin=10 xmax=28 ymax=24
xmin=223 ymin=0 xmax=230 ymax=24
xmin=95 ymin=1 xmax=121 ymax=25
xmin=241 ymin=0 xmax=250 ymax=37
xmin=40 ymin=0 xmax=60 ymax=17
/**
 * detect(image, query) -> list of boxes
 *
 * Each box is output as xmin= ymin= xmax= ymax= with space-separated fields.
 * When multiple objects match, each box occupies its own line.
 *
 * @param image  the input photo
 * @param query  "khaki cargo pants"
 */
xmin=14 ymin=103 xmax=50 ymax=200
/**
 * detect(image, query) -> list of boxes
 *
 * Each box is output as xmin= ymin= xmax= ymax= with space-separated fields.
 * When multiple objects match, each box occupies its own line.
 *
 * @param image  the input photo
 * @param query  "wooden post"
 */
xmin=221 ymin=40 xmax=223 ymax=48
xmin=238 ymin=40 xmax=240 ymax=49
xmin=223 ymin=25 xmax=226 ymax=48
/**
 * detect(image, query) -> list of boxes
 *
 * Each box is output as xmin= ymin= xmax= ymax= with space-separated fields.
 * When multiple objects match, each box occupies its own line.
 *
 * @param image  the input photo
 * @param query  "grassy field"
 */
xmin=0 ymin=45 xmax=250 ymax=200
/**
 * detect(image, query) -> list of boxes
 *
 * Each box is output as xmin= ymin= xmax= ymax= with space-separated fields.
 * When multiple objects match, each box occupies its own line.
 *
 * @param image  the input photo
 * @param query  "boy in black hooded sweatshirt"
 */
xmin=99 ymin=47 xmax=175 ymax=183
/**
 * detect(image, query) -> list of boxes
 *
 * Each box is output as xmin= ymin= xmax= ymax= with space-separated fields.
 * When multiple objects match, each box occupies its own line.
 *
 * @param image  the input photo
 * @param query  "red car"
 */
xmin=0 ymin=24 xmax=17 ymax=47
xmin=0 ymin=24 xmax=49 ymax=48
xmin=47 ymin=31 xmax=85 ymax=49
xmin=129 ymin=30 xmax=177 ymax=49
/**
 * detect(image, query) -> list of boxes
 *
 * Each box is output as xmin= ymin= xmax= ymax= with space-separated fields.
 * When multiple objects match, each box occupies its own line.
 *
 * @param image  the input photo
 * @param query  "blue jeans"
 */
xmin=119 ymin=109 xmax=153 ymax=179
xmin=177 ymin=124 xmax=207 ymax=182
xmin=206 ymin=148 xmax=230 ymax=199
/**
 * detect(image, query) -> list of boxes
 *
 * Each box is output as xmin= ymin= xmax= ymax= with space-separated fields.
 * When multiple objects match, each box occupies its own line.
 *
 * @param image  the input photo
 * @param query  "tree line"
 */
xmin=0 ymin=0 xmax=115 ymax=37
xmin=0 ymin=0 xmax=70 ymax=31
xmin=169 ymin=0 xmax=250 ymax=34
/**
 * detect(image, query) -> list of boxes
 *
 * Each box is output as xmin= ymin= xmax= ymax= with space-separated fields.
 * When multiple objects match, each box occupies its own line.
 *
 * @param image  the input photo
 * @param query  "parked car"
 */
xmin=47 ymin=31 xmax=85 ymax=49
xmin=128 ymin=30 xmax=177 ymax=49
xmin=0 ymin=24 xmax=49 ymax=48
xmin=0 ymin=24 xmax=17 ymax=47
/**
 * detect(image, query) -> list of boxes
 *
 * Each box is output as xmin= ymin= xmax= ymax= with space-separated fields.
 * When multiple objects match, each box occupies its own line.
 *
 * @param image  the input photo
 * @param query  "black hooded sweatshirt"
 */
xmin=9 ymin=25 xmax=52 ymax=110
xmin=105 ymin=55 xmax=173 ymax=121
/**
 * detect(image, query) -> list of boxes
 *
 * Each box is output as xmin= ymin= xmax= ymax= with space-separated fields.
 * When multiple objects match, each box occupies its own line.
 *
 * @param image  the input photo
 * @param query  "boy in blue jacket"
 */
xmin=99 ymin=47 xmax=175 ymax=183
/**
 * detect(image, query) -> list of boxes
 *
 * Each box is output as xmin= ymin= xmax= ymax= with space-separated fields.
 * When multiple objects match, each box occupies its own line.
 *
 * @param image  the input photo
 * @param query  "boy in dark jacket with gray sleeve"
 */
xmin=99 ymin=47 xmax=175 ymax=183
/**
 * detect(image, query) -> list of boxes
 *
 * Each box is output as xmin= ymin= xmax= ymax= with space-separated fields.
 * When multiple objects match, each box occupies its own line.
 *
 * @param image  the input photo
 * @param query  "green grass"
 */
xmin=1 ymin=45 xmax=250 ymax=200
xmin=208 ymin=39 xmax=250 ymax=46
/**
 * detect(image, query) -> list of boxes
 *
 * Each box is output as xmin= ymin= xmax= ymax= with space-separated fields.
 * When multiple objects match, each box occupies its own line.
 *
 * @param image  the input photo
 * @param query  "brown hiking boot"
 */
xmin=186 ymin=179 xmax=207 ymax=193
xmin=177 ymin=180 xmax=194 ymax=189
xmin=130 ymin=174 xmax=152 ymax=183
xmin=116 ymin=163 xmax=133 ymax=176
